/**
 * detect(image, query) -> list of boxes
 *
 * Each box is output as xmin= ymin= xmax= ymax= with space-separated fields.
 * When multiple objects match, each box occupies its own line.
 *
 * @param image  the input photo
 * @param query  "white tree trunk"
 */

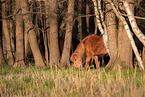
xmin=123 ymin=0 xmax=145 ymax=46
xmin=92 ymin=0 xmax=109 ymax=54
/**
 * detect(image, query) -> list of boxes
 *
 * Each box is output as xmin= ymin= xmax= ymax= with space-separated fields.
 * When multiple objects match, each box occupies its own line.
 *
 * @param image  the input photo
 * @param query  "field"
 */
xmin=0 ymin=66 xmax=145 ymax=97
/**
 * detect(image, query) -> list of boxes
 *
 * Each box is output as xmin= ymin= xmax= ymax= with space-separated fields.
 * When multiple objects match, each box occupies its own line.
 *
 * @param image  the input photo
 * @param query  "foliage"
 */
xmin=0 ymin=66 xmax=145 ymax=97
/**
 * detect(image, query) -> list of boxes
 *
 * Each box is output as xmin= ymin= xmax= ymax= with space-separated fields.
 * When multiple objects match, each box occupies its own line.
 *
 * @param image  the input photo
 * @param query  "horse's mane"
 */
xmin=73 ymin=39 xmax=85 ymax=55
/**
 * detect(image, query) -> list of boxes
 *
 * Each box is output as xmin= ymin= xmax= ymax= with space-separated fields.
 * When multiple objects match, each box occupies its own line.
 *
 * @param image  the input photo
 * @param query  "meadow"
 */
xmin=0 ymin=65 xmax=145 ymax=97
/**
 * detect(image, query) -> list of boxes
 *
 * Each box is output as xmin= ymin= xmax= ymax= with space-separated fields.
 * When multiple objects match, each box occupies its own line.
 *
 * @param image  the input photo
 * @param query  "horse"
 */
xmin=70 ymin=34 xmax=108 ymax=70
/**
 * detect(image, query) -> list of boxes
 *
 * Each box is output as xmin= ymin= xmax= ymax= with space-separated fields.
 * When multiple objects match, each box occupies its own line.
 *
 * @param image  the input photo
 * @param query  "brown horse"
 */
xmin=70 ymin=34 xmax=108 ymax=70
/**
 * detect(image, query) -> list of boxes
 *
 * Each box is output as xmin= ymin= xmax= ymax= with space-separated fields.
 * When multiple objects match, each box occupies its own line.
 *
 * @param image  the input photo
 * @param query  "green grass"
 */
xmin=0 ymin=66 xmax=145 ymax=97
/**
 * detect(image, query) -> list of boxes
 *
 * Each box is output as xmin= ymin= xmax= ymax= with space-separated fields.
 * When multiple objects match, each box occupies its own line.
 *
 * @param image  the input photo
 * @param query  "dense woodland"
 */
xmin=0 ymin=0 xmax=145 ymax=71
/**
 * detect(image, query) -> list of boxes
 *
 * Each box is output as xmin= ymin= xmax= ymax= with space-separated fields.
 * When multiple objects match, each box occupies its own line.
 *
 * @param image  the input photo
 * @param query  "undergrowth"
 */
xmin=0 ymin=66 xmax=145 ymax=97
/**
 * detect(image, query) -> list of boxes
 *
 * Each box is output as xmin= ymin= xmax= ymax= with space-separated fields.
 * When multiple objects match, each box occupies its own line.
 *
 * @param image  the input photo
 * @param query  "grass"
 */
xmin=0 ymin=66 xmax=145 ymax=97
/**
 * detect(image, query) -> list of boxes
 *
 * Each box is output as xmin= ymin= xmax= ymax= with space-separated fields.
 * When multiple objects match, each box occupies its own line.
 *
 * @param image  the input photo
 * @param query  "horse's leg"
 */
xmin=94 ymin=56 xmax=99 ymax=69
xmin=85 ymin=53 xmax=91 ymax=70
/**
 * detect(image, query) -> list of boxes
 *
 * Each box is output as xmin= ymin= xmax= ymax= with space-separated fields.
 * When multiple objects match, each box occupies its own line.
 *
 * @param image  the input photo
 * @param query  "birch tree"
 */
xmin=123 ymin=0 xmax=145 ymax=46
xmin=93 ymin=0 xmax=110 ymax=69
xmin=93 ymin=0 xmax=109 ymax=52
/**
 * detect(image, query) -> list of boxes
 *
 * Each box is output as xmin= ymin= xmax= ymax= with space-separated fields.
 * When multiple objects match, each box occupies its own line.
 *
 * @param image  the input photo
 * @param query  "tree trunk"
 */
xmin=0 ymin=4 xmax=7 ymax=66
xmin=49 ymin=0 xmax=60 ymax=68
xmin=93 ymin=0 xmax=109 ymax=52
xmin=0 ymin=30 xmax=6 ymax=67
xmin=143 ymin=46 xmax=145 ymax=67
xmin=105 ymin=2 xmax=118 ymax=71
xmin=123 ymin=0 xmax=145 ymax=46
xmin=2 ymin=0 xmax=14 ymax=66
xmin=93 ymin=0 xmax=110 ymax=69
xmin=118 ymin=0 xmax=134 ymax=69
xmin=106 ymin=0 xmax=144 ymax=70
xmin=44 ymin=0 xmax=49 ymax=66
xmin=60 ymin=0 xmax=74 ymax=67
xmin=86 ymin=0 xmax=89 ymax=33
xmin=118 ymin=20 xmax=133 ymax=69
xmin=13 ymin=0 xmax=25 ymax=67
xmin=24 ymin=27 xmax=31 ymax=62
xmin=77 ymin=0 xmax=83 ymax=41
xmin=97 ymin=0 xmax=109 ymax=52
xmin=20 ymin=0 xmax=45 ymax=67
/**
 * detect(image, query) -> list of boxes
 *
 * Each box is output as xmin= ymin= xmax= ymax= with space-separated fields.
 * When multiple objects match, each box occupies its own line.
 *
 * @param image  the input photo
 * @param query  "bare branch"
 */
xmin=122 ymin=13 xmax=145 ymax=20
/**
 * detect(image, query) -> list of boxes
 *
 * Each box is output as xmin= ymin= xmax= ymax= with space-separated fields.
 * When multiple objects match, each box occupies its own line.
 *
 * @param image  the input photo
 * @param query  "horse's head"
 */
xmin=70 ymin=53 xmax=82 ymax=69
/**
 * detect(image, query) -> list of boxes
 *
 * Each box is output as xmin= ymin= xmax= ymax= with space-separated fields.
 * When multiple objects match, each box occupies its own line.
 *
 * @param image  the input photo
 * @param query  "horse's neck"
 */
xmin=79 ymin=42 xmax=85 ymax=56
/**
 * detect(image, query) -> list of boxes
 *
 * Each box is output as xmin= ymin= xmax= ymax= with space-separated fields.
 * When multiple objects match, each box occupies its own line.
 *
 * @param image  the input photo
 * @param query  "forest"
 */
xmin=1 ymin=0 xmax=145 ymax=96
xmin=0 ymin=0 xmax=145 ymax=71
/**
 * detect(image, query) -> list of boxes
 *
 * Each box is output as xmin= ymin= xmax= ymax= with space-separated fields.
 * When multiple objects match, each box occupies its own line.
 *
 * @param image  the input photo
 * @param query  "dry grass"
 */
xmin=0 ymin=66 xmax=145 ymax=97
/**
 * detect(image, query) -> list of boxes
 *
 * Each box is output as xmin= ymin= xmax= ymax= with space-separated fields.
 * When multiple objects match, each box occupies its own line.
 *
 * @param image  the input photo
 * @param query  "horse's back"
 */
xmin=82 ymin=34 xmax=107 ymax=56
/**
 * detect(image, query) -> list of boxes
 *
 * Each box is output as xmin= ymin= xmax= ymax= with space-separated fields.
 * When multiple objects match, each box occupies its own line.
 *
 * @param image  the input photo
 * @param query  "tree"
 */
xmin=135 ymin=0 xmax=145 ymax=67
xmin=2 ymin=0 xmax=14 ymax=66
xmin=13 ymin=0 xmax=25 ymax=67
xmin=0 ymin=1 xmax=7 ymax=67
xmin=77 ymin=0 xmax=83 ymax=40
xmin=123 ymin=0 xmax=145 ymax=46
xmin=86 ymin=0 xmax=90 ymax=33
xmin=117 ymin=0 xmax=134 ymax=69
xmin=20 ymin=0 xmax=45 ymax=67
xmin=105 ymin=0 xmax=118 ymax=71
xmin=93 ymin=0 xmax=109 ymax=53
xmin=44 ymin=0 xmax=49 ymax=65
xmin=48 ymin=0 xmax=60 ymax=68
xmin=143 ymin=47 xmax=145 ymax=66
xmin=106 ymin=0 xmax=144 ymax=70
xmin=60 ymin=0 xmax=75 ymax=67
xmin=93 ymin=0 xmax=143 ymax=71
xmin=0 ymin=27 xmax=6 ymax=67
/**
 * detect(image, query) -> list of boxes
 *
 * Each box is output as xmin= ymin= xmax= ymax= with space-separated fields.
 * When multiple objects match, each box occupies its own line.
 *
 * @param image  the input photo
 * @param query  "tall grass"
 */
xmin=0 ymin=66 xmax=145 ymax=97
